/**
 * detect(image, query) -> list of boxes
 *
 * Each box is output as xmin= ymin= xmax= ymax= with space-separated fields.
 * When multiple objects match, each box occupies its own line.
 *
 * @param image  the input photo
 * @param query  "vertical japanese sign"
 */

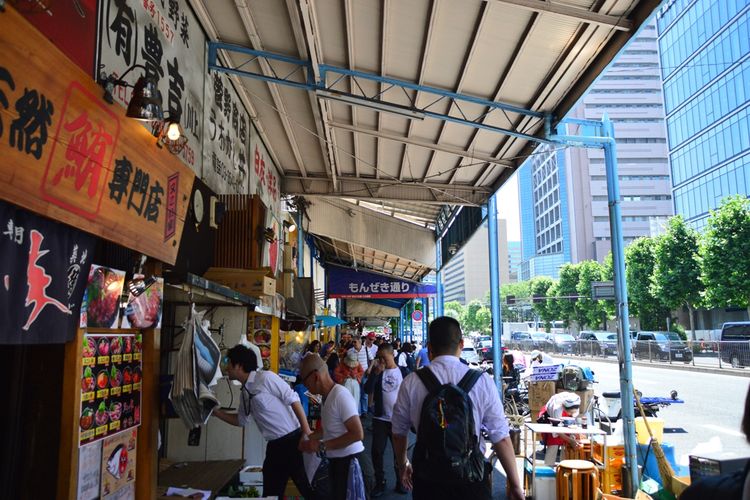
xmin=202 ymin=71 xmax=250 ymax=194
xmin=0 ymin=9 xmax=194 ymax=264
xmin=0 ymin=200 xmax=94 ymax=344
xmin=98 ymin=0 xmax=205 ymax=171
xmin=250 ymin=125 xmax=281 ymax=219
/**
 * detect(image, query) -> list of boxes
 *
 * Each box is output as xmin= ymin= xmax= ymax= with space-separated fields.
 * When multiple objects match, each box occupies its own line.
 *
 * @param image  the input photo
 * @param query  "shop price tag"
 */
xmin=83 ymin=357 xmax=96 ymax=366
xmin=123 ymin=385 xmax=131 ymax=394
xmin=133 ymin=382 xmax=141 ymax=391
xmin=111 ymin=387 xmax=121 ymax=396
xmin=95 ymin=426 xmax=107 ymax=437
xmin=123 ymin=354 xmax=132 ymax=362
xmin=97 ymin=388 xmax=110 ymax=398
xmin=82 ymin=392 xmax=95 ymax=402
xmin=111 ymin=354 xmax=122 ymax=363
xmin=97 ymin=356 xmax=110 ymax=365
xmin=134 ymin=353 xmax=141 ymax=361
xmin=109 ymin=421 xmax=120 ymax=432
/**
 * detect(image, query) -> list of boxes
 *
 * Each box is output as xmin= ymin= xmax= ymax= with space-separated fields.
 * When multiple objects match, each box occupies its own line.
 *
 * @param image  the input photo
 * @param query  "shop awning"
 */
xmin=315 ymin=315 xmax=348 ymax=327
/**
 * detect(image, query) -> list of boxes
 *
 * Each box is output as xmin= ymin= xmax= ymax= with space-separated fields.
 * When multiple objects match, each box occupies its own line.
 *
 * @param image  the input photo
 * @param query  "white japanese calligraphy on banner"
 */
xmin=249 ymin=125 xmax=281 ymax=220
xmin=99 ymin=0 xmax=205 ymax=171
xmin=347 ymin=281 xmax=411 ymax=294
xmin=201 ymin=71 xmax=250 ymax=194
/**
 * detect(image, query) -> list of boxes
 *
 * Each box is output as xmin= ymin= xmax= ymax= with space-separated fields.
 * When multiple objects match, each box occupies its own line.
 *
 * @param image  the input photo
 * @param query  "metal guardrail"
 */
xmin=502 ymin=339 xmax=750 ymax=371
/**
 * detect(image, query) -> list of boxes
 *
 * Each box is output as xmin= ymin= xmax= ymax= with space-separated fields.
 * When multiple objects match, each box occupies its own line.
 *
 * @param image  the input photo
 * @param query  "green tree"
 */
xmin=557 ymin=263 xmax=584 ymax=327
xmin=529 ymin=276 xmax=556 ymax=329
xmin=498 ymin=281 xmax=530 ymax=322
xmin=652 ymin=216 xmax=703 ymax=340
xmin=444 ymin=301 xmax=465 ymax=321
xmin=576 ymin=260 xmax=609 ymax=329
xmin=462 ymin=299 xmax=484 ymax=332
xmin=475 ymin=307 xmax=492 ymax=334
xmin=625 ymin=237 xmax=670 ymax=330
xmin=702 ymin=196 xmax=750 ymax=316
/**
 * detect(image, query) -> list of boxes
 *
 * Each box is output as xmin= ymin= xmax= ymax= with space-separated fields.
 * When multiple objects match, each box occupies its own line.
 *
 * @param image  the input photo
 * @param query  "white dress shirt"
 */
xmin=322 ymin=384 xmax=365 ymax=458
xmin=391 ymin=355 xmax=509 ymax=444
xmin=238 ymin=370 xmax=301 ymax=441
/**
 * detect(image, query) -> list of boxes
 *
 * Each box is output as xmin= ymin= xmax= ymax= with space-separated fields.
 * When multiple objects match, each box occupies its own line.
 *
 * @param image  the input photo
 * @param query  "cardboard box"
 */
xmin=204 ymin=268 xmax=276 ymax=296
xmin=528 ymin=381 xmax=556 ymax=422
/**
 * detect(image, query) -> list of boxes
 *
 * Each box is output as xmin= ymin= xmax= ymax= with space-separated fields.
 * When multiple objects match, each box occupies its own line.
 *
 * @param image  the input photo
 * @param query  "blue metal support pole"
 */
xmin=422 ymin=297 xmax=427 ymax=345
xmin=487 ymin=194 xmax=503 ymax=392
xmin=296 ymin=212 xmax=304 ymax=277
xmin=602 ymin=115 xmax=638 ymax=495
xmin=436 ymin=239 xmax=444 ymax=317
xmin=399 ymin=307 xmax=404 ymax=342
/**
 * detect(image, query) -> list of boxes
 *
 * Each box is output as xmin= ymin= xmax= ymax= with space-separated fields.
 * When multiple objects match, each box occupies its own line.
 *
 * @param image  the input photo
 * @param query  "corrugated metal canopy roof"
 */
xmin=189 ymin=0 xmax=660 ymax=278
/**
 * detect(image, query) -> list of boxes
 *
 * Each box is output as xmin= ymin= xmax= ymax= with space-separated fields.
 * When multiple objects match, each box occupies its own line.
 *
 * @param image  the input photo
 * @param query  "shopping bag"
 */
xmin=346 ymin=457 xmax=366 ymax=500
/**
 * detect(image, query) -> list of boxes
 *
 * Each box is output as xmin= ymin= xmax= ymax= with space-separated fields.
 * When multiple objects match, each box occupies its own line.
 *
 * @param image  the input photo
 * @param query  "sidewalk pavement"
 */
xmin=361 ymin=416 xmax=520 ymax=499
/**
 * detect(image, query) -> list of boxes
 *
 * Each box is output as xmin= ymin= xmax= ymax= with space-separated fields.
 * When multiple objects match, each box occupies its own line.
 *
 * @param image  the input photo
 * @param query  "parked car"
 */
xmin=549 ymin=333 xmax=576 ymax=354
xmin=510 ymin=331 xmax=531 ymax=350
xmin=634 ymin=331 xmax=693 ymax=363
xmin=477 ymin=340 xmax=494 ymax=361
xmin=528 ymin=331 xmax=551 ymax=351
xmin=460 ymin=346 xmax=482 ymax=365
xmin=720 ymin=322 xmax=750 ymax=368
xmin=578 ymin=331 xmax=618 ymax=356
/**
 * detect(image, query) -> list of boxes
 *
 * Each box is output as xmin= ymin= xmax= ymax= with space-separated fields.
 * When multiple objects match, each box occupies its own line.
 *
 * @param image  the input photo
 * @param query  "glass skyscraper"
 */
xmin=657 ymin=0 xmax=750 ymax=228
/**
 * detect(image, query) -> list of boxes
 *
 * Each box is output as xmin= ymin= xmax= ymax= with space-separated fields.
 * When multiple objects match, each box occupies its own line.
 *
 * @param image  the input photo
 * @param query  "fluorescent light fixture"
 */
xmin=316 ymin=89 xmax=425 ymax=120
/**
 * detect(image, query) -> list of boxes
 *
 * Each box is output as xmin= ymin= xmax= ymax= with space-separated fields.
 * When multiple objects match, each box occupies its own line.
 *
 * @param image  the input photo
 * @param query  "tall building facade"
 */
xmin=442 ymin=219 xmax=510 ymax=305
xmin=519 ymin=22 xmax=673 ymax=278
xmin=657 ymin=0 xmax=750 ymax=229
xmin=508 ymin=241 xmax=522 ymax=281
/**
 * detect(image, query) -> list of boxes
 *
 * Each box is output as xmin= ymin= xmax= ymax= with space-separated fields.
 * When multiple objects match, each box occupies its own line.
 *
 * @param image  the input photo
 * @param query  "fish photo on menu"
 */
xmin=83 ymin=265 xmax=126 ymax=329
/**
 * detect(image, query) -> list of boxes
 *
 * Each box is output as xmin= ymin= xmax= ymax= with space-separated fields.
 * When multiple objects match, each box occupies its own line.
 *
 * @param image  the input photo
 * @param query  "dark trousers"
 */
xmin=371 ymin=418 xmax=397 ymax=485
xmin=329 ymin=450 xmax=375 ymax=500
xmin=263 ymin=428 xmax=313 ymax=498
xmin=412 ymin=461 xmax=492 ymax=500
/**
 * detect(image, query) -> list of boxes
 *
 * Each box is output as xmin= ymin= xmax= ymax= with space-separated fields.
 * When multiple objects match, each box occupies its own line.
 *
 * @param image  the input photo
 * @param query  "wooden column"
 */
xmin=136 ymin=327 xmax=160 ymax=499
xmin=57 ymin=327 xmax=85 ymax=499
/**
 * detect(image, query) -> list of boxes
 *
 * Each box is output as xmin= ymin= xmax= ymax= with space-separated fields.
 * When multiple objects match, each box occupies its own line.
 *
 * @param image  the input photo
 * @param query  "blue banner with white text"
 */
xmin=327 ymin=266 xmax=436 ymax=299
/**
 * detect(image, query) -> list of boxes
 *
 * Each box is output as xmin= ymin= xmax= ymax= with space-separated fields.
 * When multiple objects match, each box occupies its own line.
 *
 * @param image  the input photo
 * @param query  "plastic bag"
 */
xmin=346 ymin=457 xmax=366 ymax=500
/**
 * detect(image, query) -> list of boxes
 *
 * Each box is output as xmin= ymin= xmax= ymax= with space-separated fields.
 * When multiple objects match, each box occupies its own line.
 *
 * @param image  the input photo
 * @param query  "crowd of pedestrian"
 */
xmin=214 ymin=316 xmax=522 ymax=500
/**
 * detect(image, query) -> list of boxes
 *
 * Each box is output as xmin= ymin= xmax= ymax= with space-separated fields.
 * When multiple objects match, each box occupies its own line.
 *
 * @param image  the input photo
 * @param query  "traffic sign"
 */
xmin=412 ymin=310 xmax=423 ymax=322
xmin=591 ymin=281 xmax=616 ymax=300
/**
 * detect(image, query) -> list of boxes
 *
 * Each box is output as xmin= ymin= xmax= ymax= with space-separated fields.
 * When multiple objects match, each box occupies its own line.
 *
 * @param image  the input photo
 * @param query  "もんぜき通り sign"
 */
xmin=0 ymin=7 xmax=193 ymax=265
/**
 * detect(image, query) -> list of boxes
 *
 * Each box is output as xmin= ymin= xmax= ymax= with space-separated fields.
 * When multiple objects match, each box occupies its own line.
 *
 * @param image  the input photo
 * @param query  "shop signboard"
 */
xmin=0 ymin=200 xmax=95 ymax=344
xmin=100 ymin=428 xmax=138 ymax=498
xmin=202 ymin=70 xmax=251 ymax=194
xmin=249 ymin=126 xmax=281 ymax=220
xmin=327 ymin=266 xmax=437 ymax=299
xmin=98 ymin=0 xmax=205 ymax=171
xmin=0 ymin=8 xmax=194 ymax=265
xmin=79 ymin=332 xmax=143 ymax=447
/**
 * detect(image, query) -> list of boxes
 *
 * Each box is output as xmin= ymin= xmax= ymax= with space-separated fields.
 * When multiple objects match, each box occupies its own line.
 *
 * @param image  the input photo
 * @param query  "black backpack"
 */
xmin=412 ymin=367 xmax=486 ymax=484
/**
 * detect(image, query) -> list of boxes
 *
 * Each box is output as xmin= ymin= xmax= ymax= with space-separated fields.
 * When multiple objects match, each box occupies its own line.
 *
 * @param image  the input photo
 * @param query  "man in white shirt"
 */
xmin=391 ymin=317 xmax=524 ymax=500
xmin=349 ymin=335 xmax=373 ymax=415
xmin=213 ymin=345 xmax=313 ymax=498
xmin=299 ymin=354 xmax=375 ymax=499
xmin=364 ymin=343 xmax=406 ymax=496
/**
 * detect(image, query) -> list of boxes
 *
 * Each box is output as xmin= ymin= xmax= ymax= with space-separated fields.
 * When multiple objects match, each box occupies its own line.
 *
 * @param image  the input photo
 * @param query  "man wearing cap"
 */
xmin=391 ymin=316 xmax=524 ymax=500
xmin=538 ymin=391 xmax=582 ymax=465
xmin=299 ymin=354 xmax=375 ymax=499
xmin=213 ymin=345 xmax=313 ymax=498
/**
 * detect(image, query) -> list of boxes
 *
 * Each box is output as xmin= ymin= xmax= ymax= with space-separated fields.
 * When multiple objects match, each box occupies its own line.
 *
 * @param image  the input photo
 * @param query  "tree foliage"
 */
xmin=556 ymin=263 xmax=584 ymax=327
xmin=462 ymin=299 xmax=484 ymax=332
xmin=529 ymin=276 xmax=556 ymax=327
xmin=576 ymin=260 xmax=609 ymax=329
xmin=702 ymin=196 xmax=750 ymax=313
xmin=652 ymin=216 xmax=703 ymax=310
xmin=443 ymin=301 xmax=464 ymax=320
xmin=625 ymin=237 xmax=671 ymax=330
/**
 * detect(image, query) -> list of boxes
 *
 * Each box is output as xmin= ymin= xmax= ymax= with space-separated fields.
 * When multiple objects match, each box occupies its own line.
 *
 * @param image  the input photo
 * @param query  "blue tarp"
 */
xmin=315 ymin=315 xmax=347 ymax=327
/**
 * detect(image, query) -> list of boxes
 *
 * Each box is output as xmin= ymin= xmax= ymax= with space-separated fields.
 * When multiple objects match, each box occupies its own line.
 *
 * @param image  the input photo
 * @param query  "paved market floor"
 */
xmin=361 ymin=416 xmax=514 ymax=499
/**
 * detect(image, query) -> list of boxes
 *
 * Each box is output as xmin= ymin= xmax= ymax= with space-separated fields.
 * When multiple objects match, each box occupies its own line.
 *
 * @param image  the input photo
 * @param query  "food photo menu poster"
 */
xmin=80 ymin=265 xmax=126 ymax=329
xmin=80 ymin=333 xmax=142 ymax=446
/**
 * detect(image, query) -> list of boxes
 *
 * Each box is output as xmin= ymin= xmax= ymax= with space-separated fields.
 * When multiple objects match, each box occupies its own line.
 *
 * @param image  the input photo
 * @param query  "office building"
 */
xmin=657 ymin=0 xmax=750 ymax=229
xmin=508 ymin=241 xmax=522 ymax=281
xmin=443 ymin=219 xmax=511 ymax=305
xmin=519 ymin=22 xmax=673 ymax=278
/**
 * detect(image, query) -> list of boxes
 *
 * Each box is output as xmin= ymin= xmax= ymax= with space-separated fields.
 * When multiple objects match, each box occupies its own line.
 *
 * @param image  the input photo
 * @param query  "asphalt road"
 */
xmin=580 ymin=358 xmax=750 ymax=464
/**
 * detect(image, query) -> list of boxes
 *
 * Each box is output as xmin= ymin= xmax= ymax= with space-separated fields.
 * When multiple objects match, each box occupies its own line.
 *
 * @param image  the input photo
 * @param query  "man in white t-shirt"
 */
xmin=364 ymin=342 xmax=405 ymax=496
xmin=300 ymin=354 xmax=375 ymax=499
xmin=349 ymin=336 xmax=373 ymax=415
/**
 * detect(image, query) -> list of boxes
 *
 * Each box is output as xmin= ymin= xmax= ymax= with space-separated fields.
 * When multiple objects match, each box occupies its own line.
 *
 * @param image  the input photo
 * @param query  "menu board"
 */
xmin=80 ymin=264 xmax=126 ymax=329
xmin=80 ymin=333 xmax=142 ymax=447
xmin=101 ymin=429 xmax=138 ymax=498
xmin=248 ymin=313 xmax=272 ymax=371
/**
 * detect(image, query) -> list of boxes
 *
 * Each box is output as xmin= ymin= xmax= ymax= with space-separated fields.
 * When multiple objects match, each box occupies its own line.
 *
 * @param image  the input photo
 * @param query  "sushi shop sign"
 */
xmin=0 ymin=8 xmax=193 ymax=266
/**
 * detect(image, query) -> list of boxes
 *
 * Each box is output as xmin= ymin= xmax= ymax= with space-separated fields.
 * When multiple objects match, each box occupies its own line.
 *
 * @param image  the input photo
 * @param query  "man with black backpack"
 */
xmin=391 ymin=316 xmax=524 ymax=500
